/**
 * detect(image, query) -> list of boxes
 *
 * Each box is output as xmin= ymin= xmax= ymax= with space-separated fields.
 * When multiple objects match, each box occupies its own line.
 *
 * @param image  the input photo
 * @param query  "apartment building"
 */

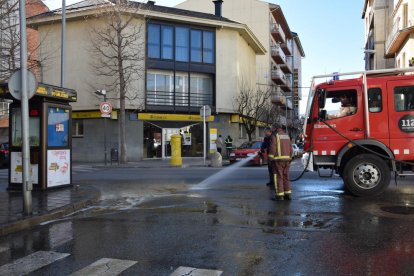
xmin=28 ymin=0 xmax=265 ymax=162
xmin=385 ymin=0 xmax=414 ymax=68
xmin=176 ymin=0 xmax=305 ymax=138
xmin=362 ymin=0 xmax=395 ymax=70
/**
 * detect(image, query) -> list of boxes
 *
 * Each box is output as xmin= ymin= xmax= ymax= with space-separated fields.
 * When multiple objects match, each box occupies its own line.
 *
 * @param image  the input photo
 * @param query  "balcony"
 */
xmin=270 ymin=44 xmax=286 ymax=64
xmin=280 ymin=74 xmax=292 ymax=92
xmin=386 ymin=17 xmax=414 ymax=57
xmin=280 ymin=39 xmax=292 ymax=56
xmin=270 ymin=23 xmax=286 ymax=43
xmin=271 ymin=67 xmax=286 ymax=85
xmin=271 ymin=90 xmax=293 ymax=110
xmin=280 ymin=55 xmax=292 ymax=74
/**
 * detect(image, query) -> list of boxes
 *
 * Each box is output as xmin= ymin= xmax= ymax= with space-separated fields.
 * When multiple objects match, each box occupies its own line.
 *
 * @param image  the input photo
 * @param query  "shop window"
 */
xmin=72 ymin=119 xmax=84 ymax=138
xmin=368 ymin=88 xmax=382 ymax=113
xmin=394 ymin=86 xmax=414 ymax=111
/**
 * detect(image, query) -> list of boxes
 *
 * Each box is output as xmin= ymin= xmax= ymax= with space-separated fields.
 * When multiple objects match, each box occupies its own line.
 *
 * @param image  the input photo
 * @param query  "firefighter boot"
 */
xmin=284 ymin=191 xmax=292 ymax=200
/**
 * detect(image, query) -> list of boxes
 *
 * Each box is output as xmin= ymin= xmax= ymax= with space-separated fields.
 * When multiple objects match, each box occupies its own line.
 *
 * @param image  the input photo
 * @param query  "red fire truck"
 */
xmin=302 ymin=68 xmax=414 ymax=196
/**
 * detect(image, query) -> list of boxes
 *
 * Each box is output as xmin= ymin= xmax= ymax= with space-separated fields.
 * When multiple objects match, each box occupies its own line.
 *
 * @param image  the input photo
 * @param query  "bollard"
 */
xmin=170 ymin=134 xmax=182 ymax=167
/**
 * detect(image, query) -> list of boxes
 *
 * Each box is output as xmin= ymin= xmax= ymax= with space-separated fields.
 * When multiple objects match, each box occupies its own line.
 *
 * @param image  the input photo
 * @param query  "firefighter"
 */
xmin=268 ymin=123 xmax=293 ymax=201
xmin=224 ymin=135 xmax=233 ymax=159
xmin=260 ymin=126 xmax=274 ymax=189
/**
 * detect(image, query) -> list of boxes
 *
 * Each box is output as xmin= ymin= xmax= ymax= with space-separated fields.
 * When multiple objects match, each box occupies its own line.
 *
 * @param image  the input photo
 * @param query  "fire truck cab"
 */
xmin=303 ymin=68 xmax=414 ymax=196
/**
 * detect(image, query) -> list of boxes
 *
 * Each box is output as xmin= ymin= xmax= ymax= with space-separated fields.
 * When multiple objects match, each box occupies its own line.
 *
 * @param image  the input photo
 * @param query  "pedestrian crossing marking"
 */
xmin=71 ymin=258 xmax=137 ymax=276
xmin=0 ymin=250 xmax=69 ymax=275
xmin=170 ymin=266 xmax=223 ymax=276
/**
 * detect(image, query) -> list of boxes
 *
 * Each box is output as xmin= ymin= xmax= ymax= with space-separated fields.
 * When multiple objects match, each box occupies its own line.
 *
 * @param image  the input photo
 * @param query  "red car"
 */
xmin=229 ymin=141 xmax=267 ymax=166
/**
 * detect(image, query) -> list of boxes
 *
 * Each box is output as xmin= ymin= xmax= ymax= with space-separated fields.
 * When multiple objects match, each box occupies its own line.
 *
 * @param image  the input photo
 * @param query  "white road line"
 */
xmin=0 ymin=251 xmax=70 ymax=275
xmin=70 ymin=258 xmax=137 ymax=276
xmin=170 ymin=266 xmax=223 ymax=276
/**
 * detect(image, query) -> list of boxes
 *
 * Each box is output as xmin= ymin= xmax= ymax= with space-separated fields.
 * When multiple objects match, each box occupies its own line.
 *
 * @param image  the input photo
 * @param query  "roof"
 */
xmin=292 ymin=32 xmax=305 ymax=58
xmin=32 ymin=0 xmax=235 ymax=23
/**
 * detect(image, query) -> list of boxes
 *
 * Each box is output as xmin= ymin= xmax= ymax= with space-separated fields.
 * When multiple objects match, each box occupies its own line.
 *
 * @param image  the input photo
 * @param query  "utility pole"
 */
xmin=19 ymin=0 xmax=32 ymax=215
xmin=61 ymin=0 xmax=66 ymax=87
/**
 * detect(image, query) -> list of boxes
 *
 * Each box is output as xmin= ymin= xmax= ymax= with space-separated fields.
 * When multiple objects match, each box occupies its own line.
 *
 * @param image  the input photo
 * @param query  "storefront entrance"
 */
xmin=143 ymin=122 xmax=203 ymax=158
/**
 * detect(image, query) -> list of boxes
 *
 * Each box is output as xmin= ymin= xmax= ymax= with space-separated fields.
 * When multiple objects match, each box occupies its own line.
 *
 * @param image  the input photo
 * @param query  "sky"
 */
xmin=42 ymin=0 xmax=366 ymax=113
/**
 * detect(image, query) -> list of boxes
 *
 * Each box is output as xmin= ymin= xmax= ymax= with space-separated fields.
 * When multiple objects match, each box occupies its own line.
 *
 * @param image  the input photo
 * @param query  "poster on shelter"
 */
xmin=10 ymin=152 xmax=38 ymax=184
xmin=47 ymin=150 xmax=70 ymax=187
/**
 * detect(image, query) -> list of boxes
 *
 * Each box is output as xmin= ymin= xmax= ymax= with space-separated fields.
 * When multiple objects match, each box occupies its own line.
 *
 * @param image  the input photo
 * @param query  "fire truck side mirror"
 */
xmin=318 ymin=109 xmax=327 ymax=121
xmin=317 ymin=88 xmax=327 ymax=109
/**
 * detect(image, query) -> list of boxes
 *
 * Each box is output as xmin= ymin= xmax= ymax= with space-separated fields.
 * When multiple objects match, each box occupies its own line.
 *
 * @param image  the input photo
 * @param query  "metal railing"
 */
xmin=270 ymin=23 xmax=286 ymax=43
xmin=146 ymin=90 xmax=213 ymax=107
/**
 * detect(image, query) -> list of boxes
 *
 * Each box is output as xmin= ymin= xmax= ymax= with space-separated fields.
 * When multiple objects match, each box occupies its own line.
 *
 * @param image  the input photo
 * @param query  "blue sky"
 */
xmin=43 ymin=0 xmax=365 ymax=112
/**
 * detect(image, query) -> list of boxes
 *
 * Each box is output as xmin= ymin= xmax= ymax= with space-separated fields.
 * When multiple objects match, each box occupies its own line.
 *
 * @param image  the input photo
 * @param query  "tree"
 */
xmin=0 ymin=0 xmax=19 ymax=83
xmin=87 ymin=0 xmax=146 ymax=163
xmin=234 ymin=81 xmax=273 ymax=141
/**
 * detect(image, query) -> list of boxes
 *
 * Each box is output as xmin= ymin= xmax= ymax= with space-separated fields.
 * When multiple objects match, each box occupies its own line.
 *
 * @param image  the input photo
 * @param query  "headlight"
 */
xmin=230 ymin=153 xmax=235 ymax=157
xmin=247 ymin=153 xmax=256 ymax=157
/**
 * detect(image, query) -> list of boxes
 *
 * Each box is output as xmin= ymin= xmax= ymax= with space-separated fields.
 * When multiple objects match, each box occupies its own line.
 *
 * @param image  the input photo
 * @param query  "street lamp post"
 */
xmin=95 ymin=90 xmax=108 ymax=165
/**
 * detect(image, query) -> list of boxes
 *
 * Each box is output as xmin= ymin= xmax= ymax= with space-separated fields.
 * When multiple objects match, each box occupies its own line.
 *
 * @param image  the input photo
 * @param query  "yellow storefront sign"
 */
xmin=73 ymin=110 xmax=118 ymax=119
xmin=138 ymin=113 xmax=215 ymax=122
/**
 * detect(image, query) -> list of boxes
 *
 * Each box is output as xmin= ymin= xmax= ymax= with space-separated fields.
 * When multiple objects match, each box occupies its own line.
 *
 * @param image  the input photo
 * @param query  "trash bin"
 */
xmin=110 ymin=148 xmax=119 ymax=165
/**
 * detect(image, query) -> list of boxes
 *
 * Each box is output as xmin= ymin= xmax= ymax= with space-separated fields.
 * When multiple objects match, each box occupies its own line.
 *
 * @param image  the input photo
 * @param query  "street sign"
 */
xmin=200 ymin=105 xmax=211 ymax=118
xmin=8 ymin=70 xmax=38 ymax=100
xmin=100 ymin=102 xmax=112 ymax=118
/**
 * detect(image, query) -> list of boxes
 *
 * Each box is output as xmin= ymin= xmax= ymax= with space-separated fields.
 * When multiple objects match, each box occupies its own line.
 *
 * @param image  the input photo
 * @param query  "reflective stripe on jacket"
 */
xmin=268 ymin=131 xmax=292 ymax=161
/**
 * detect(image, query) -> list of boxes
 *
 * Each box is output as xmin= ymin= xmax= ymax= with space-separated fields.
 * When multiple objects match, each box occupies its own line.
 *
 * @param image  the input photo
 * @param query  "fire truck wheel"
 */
xmin=343 ymin=154 xmax=390 ymax=197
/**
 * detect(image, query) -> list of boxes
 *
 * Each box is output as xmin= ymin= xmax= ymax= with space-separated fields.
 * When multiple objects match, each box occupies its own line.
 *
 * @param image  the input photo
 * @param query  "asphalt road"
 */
xmin=0 ymin=161 xmax=413 ymax=275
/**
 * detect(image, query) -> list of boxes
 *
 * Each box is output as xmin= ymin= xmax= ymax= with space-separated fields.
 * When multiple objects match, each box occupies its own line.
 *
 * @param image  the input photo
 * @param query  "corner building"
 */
xmin=28 ymin=0 xmax=265 ymax=161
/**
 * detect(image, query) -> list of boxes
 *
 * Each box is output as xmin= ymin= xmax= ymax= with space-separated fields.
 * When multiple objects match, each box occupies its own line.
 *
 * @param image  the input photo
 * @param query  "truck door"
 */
xmin=314 ymin=87 xmax=364 ymax=156
xmin=387 ymin=80 xmax=414 ymax=160
xmin=367 ymin=87 xmax=390 ymax=146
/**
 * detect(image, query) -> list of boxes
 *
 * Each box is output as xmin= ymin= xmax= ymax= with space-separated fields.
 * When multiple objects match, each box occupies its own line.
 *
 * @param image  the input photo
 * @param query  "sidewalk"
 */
xmin=0 ymin=184 xmax=100 ymax=236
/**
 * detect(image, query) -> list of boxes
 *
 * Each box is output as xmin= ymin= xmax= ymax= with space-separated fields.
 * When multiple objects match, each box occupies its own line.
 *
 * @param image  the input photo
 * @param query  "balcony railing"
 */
xmin=270 ymin=23 xmax=286 ymax=43
xmin=280 ymin=56 xmax=293 ymax=74
xmin=386 ymin=17 xmax=414 ymax=55
xmin=281 ymin=39 xmax=292 ymax=56
xmin=146 ymin=90 xmax=213 ymax=108
xmin=270 ymin=44 xmax=286 ymax=64
xmin=271 ymin=67 xmax=286 ymax=85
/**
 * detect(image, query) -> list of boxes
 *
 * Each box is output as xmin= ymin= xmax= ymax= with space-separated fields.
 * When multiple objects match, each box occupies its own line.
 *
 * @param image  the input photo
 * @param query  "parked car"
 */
xmin=292 ymin=144 xmax=300 ymax=157
xmin=0 ymin=142 xmax=9 ymax=168
xmin=229 ymin=141 xmax=267 ymax=166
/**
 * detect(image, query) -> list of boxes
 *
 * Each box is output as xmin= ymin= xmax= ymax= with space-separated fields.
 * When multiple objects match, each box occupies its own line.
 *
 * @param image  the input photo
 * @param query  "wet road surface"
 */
xmin=0 ymin=162 xmax=413 ymax=275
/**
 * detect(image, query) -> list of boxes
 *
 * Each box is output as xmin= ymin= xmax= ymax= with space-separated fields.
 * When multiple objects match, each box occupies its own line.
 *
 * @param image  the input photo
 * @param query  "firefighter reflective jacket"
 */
xmin=268 ymin=130 xmax=292 ymax=161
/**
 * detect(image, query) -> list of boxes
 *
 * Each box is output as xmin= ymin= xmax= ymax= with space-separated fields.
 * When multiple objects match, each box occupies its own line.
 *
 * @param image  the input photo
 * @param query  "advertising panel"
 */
xmin=10 ymin=152 xmax=38 ymax=184
xmin=47 ymin=149 xmax=70 ymax=187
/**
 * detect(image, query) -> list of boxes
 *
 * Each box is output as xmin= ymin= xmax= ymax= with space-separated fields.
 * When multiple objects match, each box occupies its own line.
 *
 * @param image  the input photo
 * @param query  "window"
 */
xmin=175 ymin=73 xmax=189 ymax=106
xmin=190 ymin=30 xmax=202 ymax=62
xmin=146 ymin=71 xmax=174 ymax=106
xmin=368 ymin=88 xmax=382 ymax=113
xmin=326 ymin=89 xmax=357 ymax=119
xmin=72 ymin=119 xmax=84 ymax=137
xmin=11 ymin=108 xmax=40 ymax=147
xmin=148 ymin=24 xmax=160 ymax=59
xmin=161 ymin=26 xmax=173 ymax=59
xmin=394 ymin=86 xmax=414 ymax=111
xmin=203 ymin=31 xmax=214 ymax=63
xmin=190 ymin=74 xmax=213 ymax=107
xmin=176 ymin=27 xmax=189 ymax=62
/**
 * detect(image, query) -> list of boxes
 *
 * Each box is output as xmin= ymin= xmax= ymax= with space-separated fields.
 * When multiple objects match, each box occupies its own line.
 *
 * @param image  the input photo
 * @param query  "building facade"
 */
xmin=362 ymin=0 xmax=395 ymax=70
xmin=385 ymin=0 xmax=414 ymax=68
xmin=28 ymin=0 xmax=265 ymax=162
xmin=176 ymin=0 xmax=305 ymax=138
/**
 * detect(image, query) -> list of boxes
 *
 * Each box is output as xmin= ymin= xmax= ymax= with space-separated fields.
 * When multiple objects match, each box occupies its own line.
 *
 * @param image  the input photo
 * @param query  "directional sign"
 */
xmin=100 ymin=102 xmax=112 ymax=118
xmin=8 ymin=70 xmax=38 ymax=100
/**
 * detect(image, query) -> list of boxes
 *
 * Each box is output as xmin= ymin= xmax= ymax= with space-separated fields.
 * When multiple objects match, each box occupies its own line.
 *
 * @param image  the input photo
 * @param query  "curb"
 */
xmin=0 ymin=187 xmax=101 ymax=236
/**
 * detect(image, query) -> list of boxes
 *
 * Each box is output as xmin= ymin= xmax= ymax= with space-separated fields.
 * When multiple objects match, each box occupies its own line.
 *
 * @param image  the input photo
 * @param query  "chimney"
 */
xmin=213 ymin=0 xmax=223 ymax=17
xmin=147 ymin=0 xmax=155 ymax=5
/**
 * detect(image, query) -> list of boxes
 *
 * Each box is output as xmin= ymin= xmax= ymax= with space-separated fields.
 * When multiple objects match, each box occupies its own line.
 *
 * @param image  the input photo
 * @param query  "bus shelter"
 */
xmin=0 ymin=83 xmax=77 ymax=190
